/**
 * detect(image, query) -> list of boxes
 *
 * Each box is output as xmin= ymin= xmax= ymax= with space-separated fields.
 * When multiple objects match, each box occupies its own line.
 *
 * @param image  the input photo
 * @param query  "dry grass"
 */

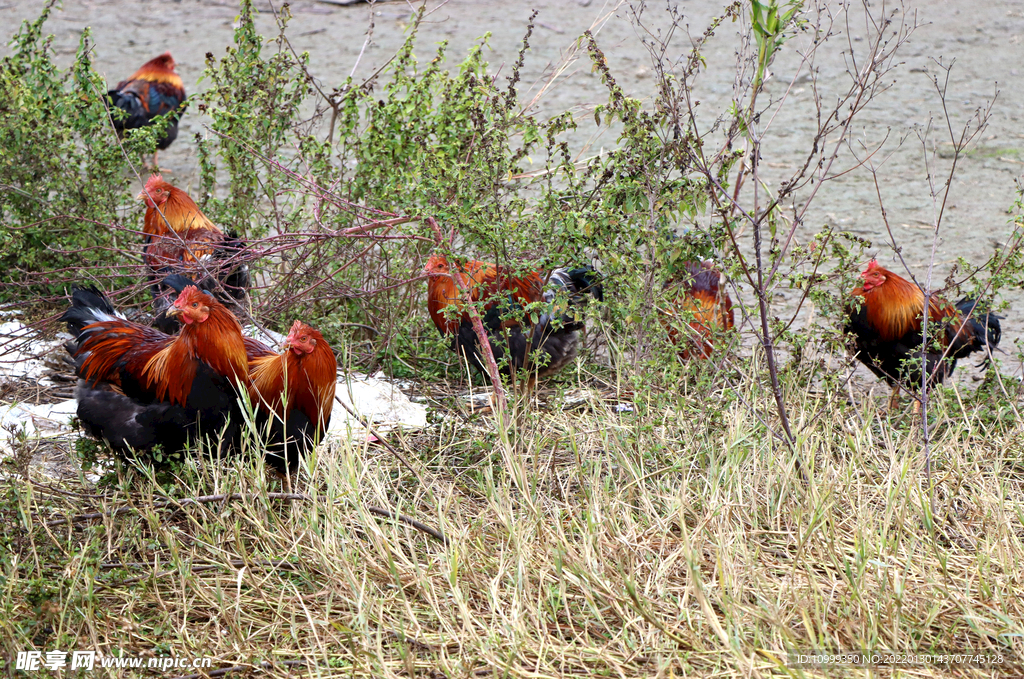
xmin=1 ymin=372 xmax=1022 ymax=678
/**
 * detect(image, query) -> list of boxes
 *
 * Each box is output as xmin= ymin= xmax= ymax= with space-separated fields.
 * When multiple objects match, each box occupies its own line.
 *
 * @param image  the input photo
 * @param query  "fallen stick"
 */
xmin=44 ymin=491 xmax=448 ymax=544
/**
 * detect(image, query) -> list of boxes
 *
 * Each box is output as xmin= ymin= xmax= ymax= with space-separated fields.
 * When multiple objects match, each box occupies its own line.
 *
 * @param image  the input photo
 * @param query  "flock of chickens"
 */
xmin=64 ymin=52 xmax=1003 ymax=476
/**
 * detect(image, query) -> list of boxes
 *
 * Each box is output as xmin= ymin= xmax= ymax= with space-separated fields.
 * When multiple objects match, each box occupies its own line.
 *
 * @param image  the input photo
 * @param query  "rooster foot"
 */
xmin=887 ymin=386 xmax=901 ymax=411
xmin=147 ymin=151 xmax=172 ymax=174
xmin=271 ymin=469 xmax=295 ymax=493
xmin=465 ymin=391 xmax=495 ymax=415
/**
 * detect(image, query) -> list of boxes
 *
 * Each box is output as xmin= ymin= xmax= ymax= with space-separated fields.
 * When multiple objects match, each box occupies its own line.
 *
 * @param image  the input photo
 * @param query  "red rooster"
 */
xmin=424 ymin=256 xmax=543 ymax=335
xmin=140 ymin=175 xmax=249 ymax=314
xmin=149 ymin=273 xmax=335 ymax=477
xmin=660 ymin=260 xmax=735 ymax=360
xmin=424 ymin=254 xmax=602 ymax=388
xmin=62 ymin=284 xmax=249 ymax=457
xmin=107 ymin=52 xmax=187 ymax=167
xmin=246 ymin=321 xmax=338 ymax=476
xmin=845 ymin=259 xmax=1001 ymax=410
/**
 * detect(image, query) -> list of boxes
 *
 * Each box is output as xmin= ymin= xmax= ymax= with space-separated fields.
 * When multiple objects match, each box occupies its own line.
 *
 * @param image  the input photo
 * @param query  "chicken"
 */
xmin=151 ymin=274 xmax=335 ymax=477
xmin=63 ymin=284 xmax=249 ymax=457
xmin=660 ymin=260 xmax=735 ymax=359
xmin=424 ymin=254 xmax=603 ymax=389
xmin=247 ymin=321 xmax=338 ymax=476
xmin=845 ymin=259 xmax=1001 ymax=410
xmin=107 ymin=52 xmax=186 ymax=167
xmin=151 ymin=272 xmax=241 ymax=335
xmin=139 ymin=174 xmax=249 ymax=310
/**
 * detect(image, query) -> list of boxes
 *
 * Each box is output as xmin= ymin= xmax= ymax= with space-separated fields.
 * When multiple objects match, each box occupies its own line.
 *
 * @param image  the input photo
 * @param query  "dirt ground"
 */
xmin=3 ymin=0 xmax=1023 ymax=374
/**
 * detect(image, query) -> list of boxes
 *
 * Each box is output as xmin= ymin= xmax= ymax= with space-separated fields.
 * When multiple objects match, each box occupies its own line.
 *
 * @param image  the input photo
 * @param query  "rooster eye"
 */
xmin=301 ymin=336 xmax=308 ymax=343
xmin=191 ymin=302 xmax=198 ymax=308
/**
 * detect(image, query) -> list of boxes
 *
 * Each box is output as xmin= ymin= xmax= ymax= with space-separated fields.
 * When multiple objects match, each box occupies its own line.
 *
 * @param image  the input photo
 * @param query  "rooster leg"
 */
xmin=466 ymin=391 xmax=494 ymax=415
xmin=151 ymin=150 xmax=172 ymax=173
xmin=271 ymin=469 xmax=293 ymax=493
xmin=888 ymin=385 xmax=901 ymax=410
xmin=524 ymin=373 xmax=538 ymax=398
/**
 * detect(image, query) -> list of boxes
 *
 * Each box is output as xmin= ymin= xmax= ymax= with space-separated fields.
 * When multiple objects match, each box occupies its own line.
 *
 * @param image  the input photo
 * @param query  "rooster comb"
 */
xmin=287 ymin=320 xmax=311 ymax=335
xmin=144 ymin=174 xmax=166 ymax=191
xmin=173 ymin=285 xmax=211 ymax=307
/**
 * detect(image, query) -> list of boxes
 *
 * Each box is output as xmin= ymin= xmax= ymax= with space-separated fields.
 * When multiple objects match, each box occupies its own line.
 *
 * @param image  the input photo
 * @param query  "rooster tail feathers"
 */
xmin=952 ymin=297 xmax=1001 ymax=358
xmin=217 ymin=232 xmax=247 ymax=255
xmin=106 ymin=89 xmax=139 ymax=131
xmin=216 ymin=232 xmax=250 ymax=300
xmin=71 ymin=285 xmax=117 ymax=316
xmin=161 ymin=274 xmax=199 ymax=295
xmin=532 ymin=266 xmax=603 ymax=339
xmin=61 ymin=286 xmax=124 ymax=337
xmin=554 ymin=266 xmax=604 ymax=302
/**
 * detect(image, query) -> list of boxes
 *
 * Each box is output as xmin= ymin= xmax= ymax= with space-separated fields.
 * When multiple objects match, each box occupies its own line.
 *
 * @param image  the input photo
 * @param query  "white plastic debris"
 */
xmin=459 ymin=390 xmax=495 ymax=410
xmin=0 ymin=320 xmax=65 ymax=383
xmin=244 ymin=326 xmax=287 ymax=349
xmin=0 ymin=399 xmax=78 ymax=457
xmin=328 ymin=372 xmax=427 ymax=440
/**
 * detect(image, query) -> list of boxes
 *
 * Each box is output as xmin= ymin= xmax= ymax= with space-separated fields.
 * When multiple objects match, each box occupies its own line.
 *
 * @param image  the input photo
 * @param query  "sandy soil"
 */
xmin=3 ymin=0 xmax=1023 ymax=367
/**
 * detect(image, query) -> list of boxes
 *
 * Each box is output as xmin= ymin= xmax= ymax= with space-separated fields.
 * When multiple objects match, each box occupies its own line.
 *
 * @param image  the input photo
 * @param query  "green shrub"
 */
xmin=0 ymin=2 xmax=164 ymax=298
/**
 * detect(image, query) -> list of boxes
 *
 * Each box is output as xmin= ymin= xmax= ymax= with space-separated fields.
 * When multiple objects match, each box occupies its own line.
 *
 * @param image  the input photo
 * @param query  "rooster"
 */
xmin=845 ymin=259 xmax=1001 ymax=410
xmin=139 ymin=174 xmax=249 ymax=312
xmin=107 ymin=52 xmax=187 ymax=167
xmin=424 ymin=254 xmax=602 ymax=389
xmin=63 ymin=284 xmax=250 ymax=457
xmin=660 ymin=260 xmax=735 ymax=360
xmin=151 ymin=274 xmax=335 ymax=477
xmin=246 ymin=321 xmax=338 ymax=476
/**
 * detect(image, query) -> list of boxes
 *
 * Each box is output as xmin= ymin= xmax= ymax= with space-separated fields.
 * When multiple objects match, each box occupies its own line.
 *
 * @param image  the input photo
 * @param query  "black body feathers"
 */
xmin=455 ymin=265 xmax=603 ymax=381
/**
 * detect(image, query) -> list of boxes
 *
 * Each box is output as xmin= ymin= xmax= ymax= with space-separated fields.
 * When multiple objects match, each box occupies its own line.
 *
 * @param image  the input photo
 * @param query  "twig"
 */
xmin=170 ymin=660 xmax=307 ymax=679
xmin=44 ymin=492 xmax=307 ymax=527
xmin=332 ymin=394 xmax=428 ymax=487
xmin=46 ymin=487 xmax=449 ymax=544
xmin=366 ymin=505 xmax=449 ymax=544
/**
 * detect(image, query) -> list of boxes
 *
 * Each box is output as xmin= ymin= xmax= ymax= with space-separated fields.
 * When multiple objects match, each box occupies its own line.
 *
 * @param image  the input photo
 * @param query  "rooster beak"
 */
xmin=137 ymin=190 xmax=147 ymax=201
xmin=165 ymin=306 xmax=183 ymax=318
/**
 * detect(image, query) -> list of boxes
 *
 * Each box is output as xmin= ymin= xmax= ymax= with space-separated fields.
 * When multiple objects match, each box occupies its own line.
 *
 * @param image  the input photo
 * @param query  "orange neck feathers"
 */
xmin=426 ymin=275 xmax=461 ymax=335
xmin=424 ymin=255 xmax=543 ymax=335
xmin=162 ymin=187 xmax=210 ymax=232
xmin=290 ymin=329 xmax=337 ymax=432
xmin=249 ymin=328 xmax=337 ymax=432
xmin=129 ymin=52 xmax=183 ymax=87
xmin=662 ymin=282 xmax=735 ymax=359
xmin=145 ymin=184 xmax=213 ymax=233
xmin=852 ymin=263 xmax=955 ymax=341
xmin=140 ymin=177 xmax=221 ymax=264
xmin=145 ymin=302 xmax=248 ymax=405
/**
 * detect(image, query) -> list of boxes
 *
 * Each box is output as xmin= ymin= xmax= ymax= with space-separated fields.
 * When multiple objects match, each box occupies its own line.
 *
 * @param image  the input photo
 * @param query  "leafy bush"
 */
xmin=0 ymin=2 xmax=164 ymax=297
xmin=2 ymin=0 xmax=1018 ymax=421
xmin=0 ymin=1 xmax=751 ymax=391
